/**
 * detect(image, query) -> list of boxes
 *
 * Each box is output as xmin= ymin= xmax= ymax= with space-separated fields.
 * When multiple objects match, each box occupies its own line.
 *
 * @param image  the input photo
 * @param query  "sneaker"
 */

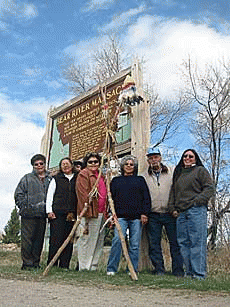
xmin=107 ymin=271 xmax=116 ymax=276
xmin=128 ymin=272 xmax=139 ymax=276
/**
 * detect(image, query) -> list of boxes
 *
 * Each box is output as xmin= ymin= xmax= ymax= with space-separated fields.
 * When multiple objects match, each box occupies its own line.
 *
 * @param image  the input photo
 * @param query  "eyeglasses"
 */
xmin=125 ymin=163 xmax=134 ymax=166
xmin=87 ymin=160 xmax=99 ymax=165
xmin=34 ymin=162 xmax=44 ymax=166
xmin=183 ymin=154 xmax=195 ymax=159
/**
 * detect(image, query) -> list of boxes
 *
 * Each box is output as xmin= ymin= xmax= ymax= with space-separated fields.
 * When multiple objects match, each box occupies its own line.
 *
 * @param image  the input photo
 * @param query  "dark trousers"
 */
xmin=21 ymin=217 xmax=46 ymax=268
xmin=47 ymin=212 xmax=73 ymax=268
xmin=147 ymin=212 xmax=184 ymax=276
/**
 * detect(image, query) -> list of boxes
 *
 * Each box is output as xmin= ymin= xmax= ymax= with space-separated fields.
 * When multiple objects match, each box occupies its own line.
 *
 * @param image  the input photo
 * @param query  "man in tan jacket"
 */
xmin=142 ymin=147 xmax=184 ymax=276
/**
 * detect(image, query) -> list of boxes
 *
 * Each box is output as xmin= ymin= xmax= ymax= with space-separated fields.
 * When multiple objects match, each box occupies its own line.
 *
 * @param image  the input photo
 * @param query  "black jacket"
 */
xmin=52 ymin=172 xmax=77 ymax=214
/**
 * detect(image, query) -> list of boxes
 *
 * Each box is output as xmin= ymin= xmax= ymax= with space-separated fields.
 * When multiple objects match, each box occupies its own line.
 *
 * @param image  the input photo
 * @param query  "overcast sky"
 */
xmin=1 ymin=0 xmax=230 ymax=230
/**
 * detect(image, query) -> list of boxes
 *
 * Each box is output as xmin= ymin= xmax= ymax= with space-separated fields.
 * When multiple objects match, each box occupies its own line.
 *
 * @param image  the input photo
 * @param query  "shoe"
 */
xmin=174 ymin=274 xmax=184 ymax=278
xmin=173 ymin=273 xmax=184 ymax=278
xmin=21 ymin=265 xmax=34 ymax=270
xmin=60 ymin=267 xmax=69 ymax=271
xmin=192 ymin=275 xmax=205 ymax=280
xmin=34 ymin=265 xmax=41 ymax=269
xmin=151 ymin=270 xmax=165 ymax=276
xmin=107 ymin=271 xmax=116 ymax=276
xmin=127 ymin=271 xmax=139 ymax=276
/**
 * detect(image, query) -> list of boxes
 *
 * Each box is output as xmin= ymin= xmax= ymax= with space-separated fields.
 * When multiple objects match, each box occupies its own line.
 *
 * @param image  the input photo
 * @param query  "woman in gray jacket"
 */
xmin=168 ymin=149 xmax=214 ymax=280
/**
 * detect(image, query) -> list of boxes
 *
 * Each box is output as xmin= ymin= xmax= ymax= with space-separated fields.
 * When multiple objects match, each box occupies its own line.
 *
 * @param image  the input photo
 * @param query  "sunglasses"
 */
xmin=125 ymin=163 xmax=134 ymax=166
xmin=87 ymin=160 xmax=99 ymax=165
xmin=34 ymin=162 xmax=44 ymax=166
xmin=183 ymin=154 xmax=195 ymax=159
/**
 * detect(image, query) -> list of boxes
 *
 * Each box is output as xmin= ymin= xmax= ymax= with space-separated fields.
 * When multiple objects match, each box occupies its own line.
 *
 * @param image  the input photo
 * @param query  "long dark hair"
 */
xmin=172 ymin=149 xmax=203 ymax=183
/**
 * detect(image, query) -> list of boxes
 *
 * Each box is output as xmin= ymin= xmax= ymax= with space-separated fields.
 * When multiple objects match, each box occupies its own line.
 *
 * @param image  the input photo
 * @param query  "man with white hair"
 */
xmin=142 ymin=147 xmax=184 ymax=276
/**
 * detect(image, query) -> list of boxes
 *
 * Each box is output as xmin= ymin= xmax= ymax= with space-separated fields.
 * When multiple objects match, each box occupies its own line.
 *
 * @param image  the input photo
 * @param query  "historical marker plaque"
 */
xmin=48 ymin=69 xmax=132 ymax=169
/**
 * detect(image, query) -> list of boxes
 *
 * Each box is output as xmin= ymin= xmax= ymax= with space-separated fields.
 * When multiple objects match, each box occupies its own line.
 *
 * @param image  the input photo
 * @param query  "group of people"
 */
xmin=14 ymin=147 xmax=214 ymax=280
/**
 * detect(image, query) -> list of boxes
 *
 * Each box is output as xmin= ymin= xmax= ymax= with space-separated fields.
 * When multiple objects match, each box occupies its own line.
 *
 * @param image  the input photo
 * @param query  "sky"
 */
xmin=1 ymin=0 xmax=230 ymax=231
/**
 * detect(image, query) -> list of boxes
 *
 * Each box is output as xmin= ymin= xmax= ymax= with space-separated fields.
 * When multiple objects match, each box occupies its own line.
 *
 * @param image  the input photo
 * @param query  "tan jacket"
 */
xmin=141 ymin=166 xmax=174 ymax=213
xmin=76 ymin=168 xmax=100 ymax=218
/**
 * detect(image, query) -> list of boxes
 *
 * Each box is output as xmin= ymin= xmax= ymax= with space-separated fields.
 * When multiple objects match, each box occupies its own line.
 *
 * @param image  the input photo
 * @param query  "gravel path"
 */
xmin=1 ymin=278 xmax=230 ymax=306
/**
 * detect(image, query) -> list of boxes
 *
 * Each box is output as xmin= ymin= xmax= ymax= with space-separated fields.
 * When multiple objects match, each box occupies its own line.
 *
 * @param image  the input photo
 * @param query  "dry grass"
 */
xmin=97 ymin=240 xmax=230 ymax=279
xmin=0 ymin=242 xmax=230 ymax=292
xmin=0 ymin=244 xmax=21 ymax=267
xmin=1 ymin=242 xmax=230 ymax=277
xmin=208 ymin=246 xmax=230 ymax=276
xmin=161 ymin=239 xmax=230 ymax=277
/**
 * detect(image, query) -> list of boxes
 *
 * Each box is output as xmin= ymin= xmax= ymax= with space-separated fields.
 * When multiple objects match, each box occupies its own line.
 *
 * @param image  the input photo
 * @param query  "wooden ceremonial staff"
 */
xmin=100 ymin=84 xmax=138 ymax=281
xmin=42 ymin=203 xmax=88 ymax=277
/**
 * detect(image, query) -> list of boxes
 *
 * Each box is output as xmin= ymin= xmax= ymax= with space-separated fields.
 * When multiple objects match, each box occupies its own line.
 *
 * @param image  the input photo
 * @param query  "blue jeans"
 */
xmin=177 ymin=206 xmax=207 ymax=279
xmin=107 ymin=218 xmax=142 ymax=273
xmin=147 ymin=212 xmax=184 ymax=276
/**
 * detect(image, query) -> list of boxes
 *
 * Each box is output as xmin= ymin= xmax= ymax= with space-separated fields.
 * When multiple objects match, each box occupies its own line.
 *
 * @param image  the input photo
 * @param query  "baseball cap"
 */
xmin=146 ymin=147 xmax=161 ymax=157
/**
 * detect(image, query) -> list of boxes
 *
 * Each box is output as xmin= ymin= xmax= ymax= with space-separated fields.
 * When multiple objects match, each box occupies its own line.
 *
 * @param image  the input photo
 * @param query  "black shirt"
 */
xmin=110 ymin=175 xmax=151 ymax=219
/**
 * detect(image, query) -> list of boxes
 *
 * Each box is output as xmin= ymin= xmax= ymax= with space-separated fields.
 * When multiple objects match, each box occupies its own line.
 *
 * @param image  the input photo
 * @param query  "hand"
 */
xmin=141 ymin=214 xmax=148 ymax=225
xmin=48 ymin=212 xmax=56 ymax=220
xmin=172 ymin=210 xmax=179 ymax=218
xmin=103 ymin=210 xmax=109 ymax=220
xmin=66 ymin=212 xmax=75 ymax=222
xmin=111 ymin=214 xmax=118 ymax=225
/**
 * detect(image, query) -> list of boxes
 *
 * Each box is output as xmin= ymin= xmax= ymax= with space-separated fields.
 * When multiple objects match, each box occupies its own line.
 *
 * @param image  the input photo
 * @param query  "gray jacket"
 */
xmin=14 ymin=170 xmax=52 ymax=218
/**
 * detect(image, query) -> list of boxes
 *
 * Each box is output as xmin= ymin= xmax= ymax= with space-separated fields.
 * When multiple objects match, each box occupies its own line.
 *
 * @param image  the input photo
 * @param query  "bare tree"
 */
xmin=62 ymin=56 xmax=94 ymax=95
xmin=92 ymin=35 xmax=129 ymax=83
xmin=183 ymin=57 xmax=230 ymax=249
xmin=62 ymin=34 xmax=189 ymax=152
xmin=62 ymin=35 xmax=130 ymax=95
xmin=145 ymin=85 xmax=189 ymax=148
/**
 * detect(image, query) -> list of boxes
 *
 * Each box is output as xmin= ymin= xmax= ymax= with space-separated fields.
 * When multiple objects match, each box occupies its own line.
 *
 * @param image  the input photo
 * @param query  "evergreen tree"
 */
xmin=2 ymin=206 xmax=21 ymax=244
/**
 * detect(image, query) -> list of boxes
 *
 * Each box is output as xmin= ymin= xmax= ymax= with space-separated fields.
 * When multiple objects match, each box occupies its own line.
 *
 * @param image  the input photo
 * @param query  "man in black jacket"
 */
xmin=14 ymin=154 xmax=51 ymax=270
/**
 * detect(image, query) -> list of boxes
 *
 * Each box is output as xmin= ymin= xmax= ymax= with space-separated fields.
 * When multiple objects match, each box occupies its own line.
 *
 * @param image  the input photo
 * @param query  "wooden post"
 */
xmin=43 ymin=203 xmax=88 ymax=277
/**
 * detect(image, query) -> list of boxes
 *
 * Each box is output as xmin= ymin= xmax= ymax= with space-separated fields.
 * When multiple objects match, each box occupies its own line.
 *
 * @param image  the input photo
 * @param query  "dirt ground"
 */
xmin=1 ymin=278 xmax=230 ymax=307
